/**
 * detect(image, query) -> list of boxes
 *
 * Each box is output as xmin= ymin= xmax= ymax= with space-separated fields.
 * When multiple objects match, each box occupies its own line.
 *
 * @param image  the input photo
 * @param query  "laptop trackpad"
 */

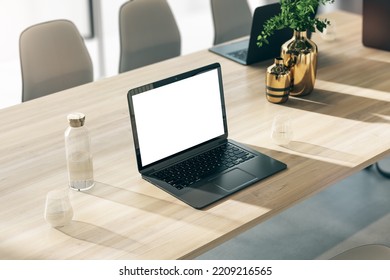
xmin=210 ymin=168 xmax=256 ymax=192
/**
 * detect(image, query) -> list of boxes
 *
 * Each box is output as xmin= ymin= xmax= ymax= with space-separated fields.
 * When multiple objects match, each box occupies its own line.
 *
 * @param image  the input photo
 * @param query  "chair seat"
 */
xmin=330 ymin=244 xmax=390 ymax=260
xmin=375 ymin=160 xmax=390 ymax=179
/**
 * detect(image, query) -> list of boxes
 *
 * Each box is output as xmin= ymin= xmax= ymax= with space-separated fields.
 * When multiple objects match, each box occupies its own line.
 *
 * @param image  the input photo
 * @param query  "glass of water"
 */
xmin=271 ymin=114 xmax=293 ymax=146
xmin=320 ymin=19 xmax=337 ymax=41
xmin=44 ymin=189 xmax=73 ymax=227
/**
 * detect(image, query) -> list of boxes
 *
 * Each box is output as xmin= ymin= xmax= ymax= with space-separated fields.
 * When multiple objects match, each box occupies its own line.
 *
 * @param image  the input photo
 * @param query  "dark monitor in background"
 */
xmin=362 ymin=0 xmax=390 ymax=51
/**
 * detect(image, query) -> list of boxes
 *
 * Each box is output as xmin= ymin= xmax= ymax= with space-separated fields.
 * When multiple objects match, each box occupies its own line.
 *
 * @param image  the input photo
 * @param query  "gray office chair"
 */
xmin=119 ymin=0 xmax=181 ymax=73
xmin=19 ymin=20 xmax=93 ymax=102
xmin=210 ymin=0 xmax=252 ymax=45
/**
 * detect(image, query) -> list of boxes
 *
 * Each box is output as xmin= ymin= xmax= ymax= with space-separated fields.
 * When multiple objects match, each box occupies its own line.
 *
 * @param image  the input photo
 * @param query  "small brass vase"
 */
xmin=266 ymin=57 xmax=291 ymax=104
xmin=281 ymin=31 xmax=318 ymax=96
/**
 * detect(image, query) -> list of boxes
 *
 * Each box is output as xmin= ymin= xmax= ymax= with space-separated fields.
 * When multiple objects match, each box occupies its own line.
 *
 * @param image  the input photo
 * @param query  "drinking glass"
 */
xmin=44 ymin=189 xmax=73 ymax=227
xmin=271 ymin=114 xmax=293 ymax=146
xmin=320 ymin=20 xmax=337 ymax=41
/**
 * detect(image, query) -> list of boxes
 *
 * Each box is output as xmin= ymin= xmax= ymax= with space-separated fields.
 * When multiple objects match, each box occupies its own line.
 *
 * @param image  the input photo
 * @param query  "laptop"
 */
xmin=209 ymin=3 xmax=293 ymax=65
xmin=127 ymin=63 xmax=287 ymax=209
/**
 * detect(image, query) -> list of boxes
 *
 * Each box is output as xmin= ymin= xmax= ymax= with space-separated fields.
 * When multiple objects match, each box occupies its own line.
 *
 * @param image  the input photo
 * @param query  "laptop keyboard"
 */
xmin=228 ymin=49 xmax=248 ymax=61
xmin=153 ymin=142 xmax=255 ymax=190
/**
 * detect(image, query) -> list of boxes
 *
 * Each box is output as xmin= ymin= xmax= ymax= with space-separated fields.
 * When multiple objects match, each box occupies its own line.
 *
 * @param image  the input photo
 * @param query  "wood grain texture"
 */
xmin=0 ymin=11 xmax=389 ymax=260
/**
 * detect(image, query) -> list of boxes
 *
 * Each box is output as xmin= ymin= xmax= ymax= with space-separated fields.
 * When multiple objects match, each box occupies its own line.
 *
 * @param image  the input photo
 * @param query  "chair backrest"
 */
xmin=210 ymin=0 xmax=252 ymax=45
xmin=19 ymin=20 xmax=93 ymax=102
xmin=119 ymin=0 xmax=181 ymax=73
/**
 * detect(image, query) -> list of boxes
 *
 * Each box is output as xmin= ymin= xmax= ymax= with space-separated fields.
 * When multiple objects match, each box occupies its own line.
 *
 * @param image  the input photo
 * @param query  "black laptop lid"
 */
xmin=247 ymin=3 xmax=293 ymax=64
xmin=127 ymin=63 xmax=228 ymax=171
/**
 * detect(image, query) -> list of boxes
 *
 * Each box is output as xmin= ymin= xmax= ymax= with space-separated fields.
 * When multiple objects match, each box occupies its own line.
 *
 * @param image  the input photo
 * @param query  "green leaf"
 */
xmin=257 ymin=0 xmax=334 ymax=45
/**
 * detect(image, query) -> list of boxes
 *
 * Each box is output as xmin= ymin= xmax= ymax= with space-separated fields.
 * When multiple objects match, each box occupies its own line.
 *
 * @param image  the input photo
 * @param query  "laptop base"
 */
xmin=144 ymin=139 xmax=286 ymax=209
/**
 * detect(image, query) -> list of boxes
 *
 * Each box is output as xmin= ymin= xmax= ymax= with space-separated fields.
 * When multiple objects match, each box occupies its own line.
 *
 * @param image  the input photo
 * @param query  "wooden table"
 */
xmin=0 ymin=11 xmax=389 ymax=259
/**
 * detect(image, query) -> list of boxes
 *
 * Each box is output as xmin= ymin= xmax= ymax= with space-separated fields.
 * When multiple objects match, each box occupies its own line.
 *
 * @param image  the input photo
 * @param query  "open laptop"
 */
xmin=127 ymin=63 xmax=287 ymax=209
xmin=209 ymin=3 xmax=293 ymax=65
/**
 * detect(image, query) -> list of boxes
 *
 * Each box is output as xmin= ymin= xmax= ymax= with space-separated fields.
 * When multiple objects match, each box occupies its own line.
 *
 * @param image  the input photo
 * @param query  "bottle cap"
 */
xmin=67 ymin=112 xmax=85 ymax=127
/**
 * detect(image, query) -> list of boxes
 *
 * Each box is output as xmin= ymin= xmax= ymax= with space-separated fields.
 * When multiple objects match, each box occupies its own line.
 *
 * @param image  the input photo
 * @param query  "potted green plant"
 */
xmin=258 ymin=0 xmax=335 ymax=96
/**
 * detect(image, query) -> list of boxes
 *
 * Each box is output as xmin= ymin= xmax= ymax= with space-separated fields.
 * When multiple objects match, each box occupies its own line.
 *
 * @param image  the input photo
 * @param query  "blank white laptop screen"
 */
xmin=132 ymin=68 xmax=225 ymax=167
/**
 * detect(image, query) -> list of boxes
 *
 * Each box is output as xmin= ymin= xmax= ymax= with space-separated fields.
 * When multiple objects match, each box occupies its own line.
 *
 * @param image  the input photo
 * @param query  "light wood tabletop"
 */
xmin=0 ymin=11 xmax=389 ymax=260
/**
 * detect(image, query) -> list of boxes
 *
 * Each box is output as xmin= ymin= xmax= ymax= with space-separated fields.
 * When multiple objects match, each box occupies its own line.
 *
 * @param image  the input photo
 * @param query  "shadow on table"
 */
xmin=57 ymin=220 xmax=140 ymax=255
xmin=281 ymin=140 xmax=362 ymax=164
xmin=283 ymin=88 xmax=389 ymax=123
xmin=318 ymin=53 xmax=390 ymax=92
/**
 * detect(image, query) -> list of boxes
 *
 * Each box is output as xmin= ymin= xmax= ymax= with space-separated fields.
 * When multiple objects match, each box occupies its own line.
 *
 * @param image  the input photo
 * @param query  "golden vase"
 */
xmin=281 ymin=31 xmax=318 ymax=96
xmin=266 ymin=57 xmax=291 ymax=104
